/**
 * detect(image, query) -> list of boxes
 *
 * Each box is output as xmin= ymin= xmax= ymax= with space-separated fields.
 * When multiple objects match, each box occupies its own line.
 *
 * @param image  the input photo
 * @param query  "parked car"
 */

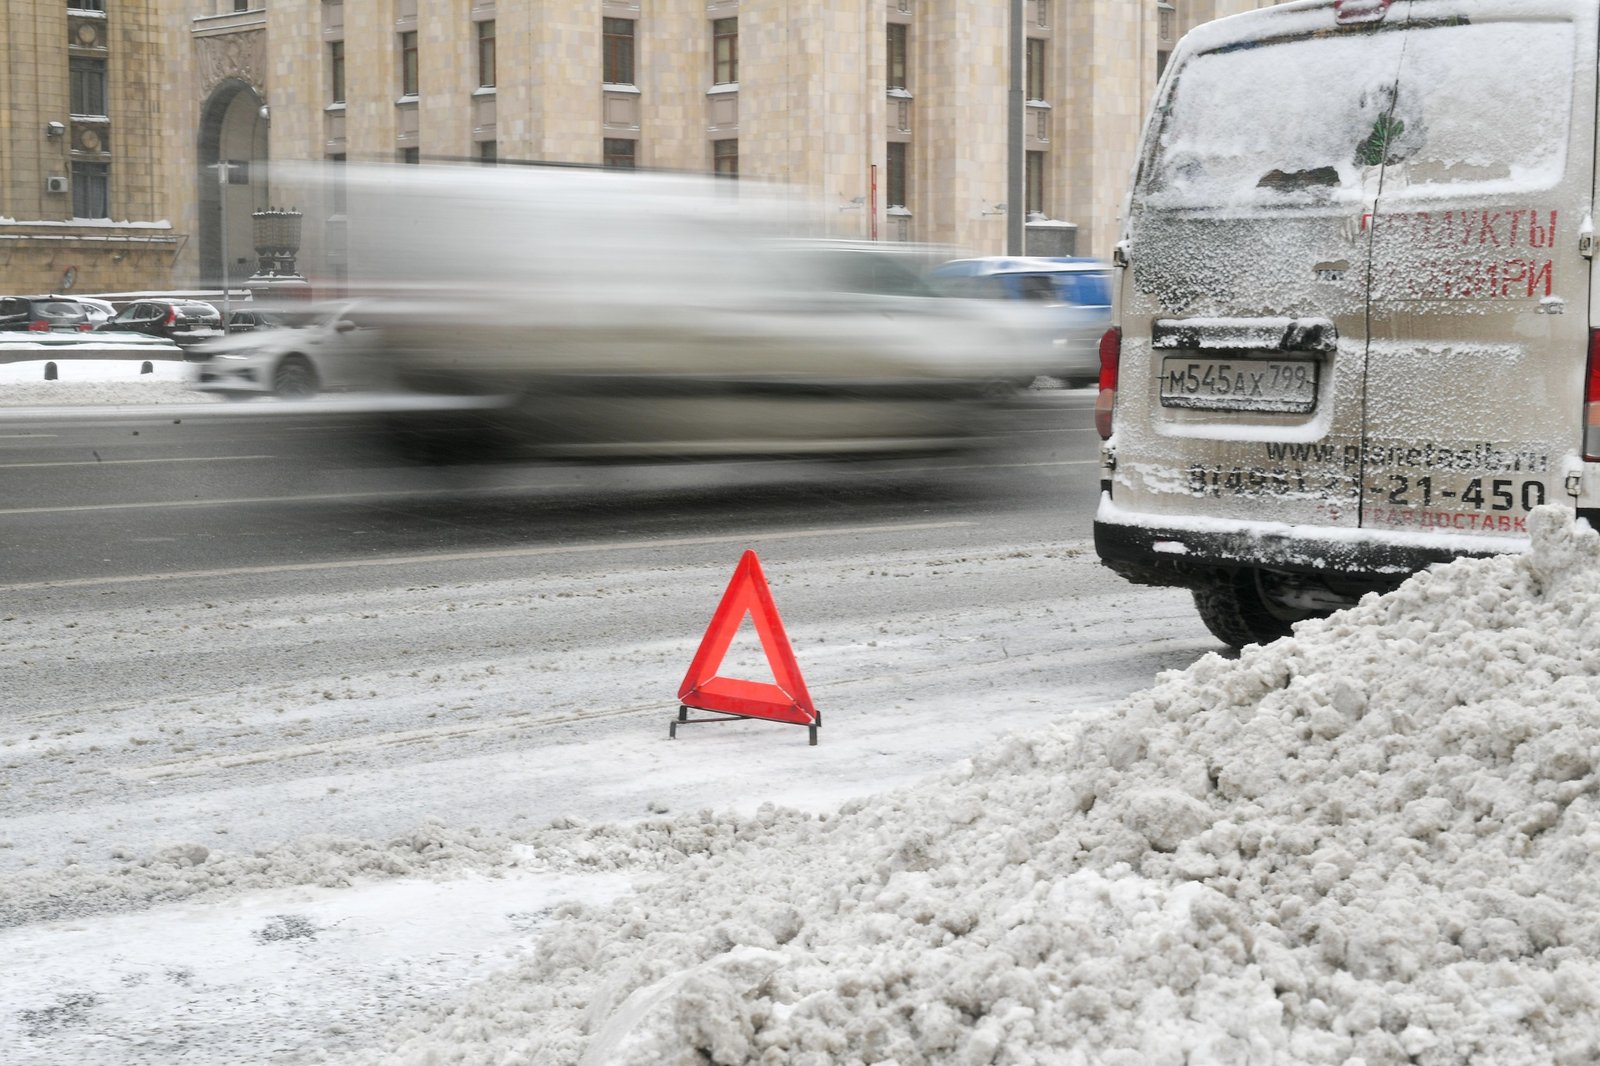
xmin=927 ymin=257 xmax=1112 ymax=386
xmin=0 ymin=295 xmax=94 ymax=333
xmin=98 ymin=298 xmax=223 ymax=349
xmin=225 ymin=307 xmax=311 ymax=333
xmin=188 ymin=301 xmax=387 ymax=399
xmin=46 ymin=295 xmax=117 ymax=326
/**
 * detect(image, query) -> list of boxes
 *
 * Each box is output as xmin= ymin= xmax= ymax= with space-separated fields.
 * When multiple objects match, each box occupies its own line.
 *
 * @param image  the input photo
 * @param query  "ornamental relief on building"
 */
xmin=196 ymin=30 xmax=266 ymax=97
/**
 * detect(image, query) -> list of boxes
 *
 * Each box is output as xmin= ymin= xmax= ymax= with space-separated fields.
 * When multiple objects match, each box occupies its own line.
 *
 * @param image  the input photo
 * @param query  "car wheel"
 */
xmin=273 ymin=356 xmax=319 ymax=399
xmin=1191 ymin=568 xmax=1307 ymax=650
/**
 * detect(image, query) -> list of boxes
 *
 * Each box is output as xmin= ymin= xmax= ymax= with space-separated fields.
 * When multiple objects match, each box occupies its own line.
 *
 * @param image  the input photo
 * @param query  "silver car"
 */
xmin=188 ymin=302 xmax=387 ymax=399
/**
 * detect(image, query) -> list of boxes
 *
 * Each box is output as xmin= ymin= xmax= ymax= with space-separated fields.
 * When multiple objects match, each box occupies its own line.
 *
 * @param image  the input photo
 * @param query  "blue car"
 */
xmin=928 ymin=257 xmax=1112 ymax=385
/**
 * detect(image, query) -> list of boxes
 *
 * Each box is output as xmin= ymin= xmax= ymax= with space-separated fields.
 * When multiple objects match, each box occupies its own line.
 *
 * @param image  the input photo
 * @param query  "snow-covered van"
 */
xmin=1093 ymin=0 xmax=1597 ymax=648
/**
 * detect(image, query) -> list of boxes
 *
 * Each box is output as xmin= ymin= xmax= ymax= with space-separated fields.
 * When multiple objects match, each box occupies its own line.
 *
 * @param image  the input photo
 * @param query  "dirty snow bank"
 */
xmin=345 ymin=505 xmax=1600 ymax=1066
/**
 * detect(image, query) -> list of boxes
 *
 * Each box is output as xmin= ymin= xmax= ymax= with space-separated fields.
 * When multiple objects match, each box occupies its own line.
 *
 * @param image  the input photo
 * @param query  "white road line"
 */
xmin=0 ymin=519 xmax=975 ymax=592
xmin=0 ymin=454 xmax=274 ymax=470
xmin=0 ymin=458 xmax=1095 ymax=516
xmin=0 ymin=488 xmax=439 ymax=515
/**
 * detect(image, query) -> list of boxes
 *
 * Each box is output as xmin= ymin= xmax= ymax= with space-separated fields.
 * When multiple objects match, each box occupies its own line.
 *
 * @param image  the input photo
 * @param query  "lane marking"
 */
xmin=0 ymin=454 xmax=274 ymax=470
xmin=0 ymin=487 xmax=443 ymax=515
xmin=0 ymin=519 xmax=975 ymax=592
xmin=0 ymin=457 xmax=1095 ymax=516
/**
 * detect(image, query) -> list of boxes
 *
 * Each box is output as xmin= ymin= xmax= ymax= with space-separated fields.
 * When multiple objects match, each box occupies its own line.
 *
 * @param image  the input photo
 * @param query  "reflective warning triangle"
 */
xmin=678 ymin=550 xmax=817 ymax=726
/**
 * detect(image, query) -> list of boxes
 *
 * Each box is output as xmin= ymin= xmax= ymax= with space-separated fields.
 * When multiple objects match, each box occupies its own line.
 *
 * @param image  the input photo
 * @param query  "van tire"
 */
xmin=1192 ymin=570 xmax=1299 ymax=650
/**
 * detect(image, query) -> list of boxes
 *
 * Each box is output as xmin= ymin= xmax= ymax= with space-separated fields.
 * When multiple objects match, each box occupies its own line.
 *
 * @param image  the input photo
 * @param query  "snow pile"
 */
xmin=348 ymin=505 xmax=1600 ymax=1066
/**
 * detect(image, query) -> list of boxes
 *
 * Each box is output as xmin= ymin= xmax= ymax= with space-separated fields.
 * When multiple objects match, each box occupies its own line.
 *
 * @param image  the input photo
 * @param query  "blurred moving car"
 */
xmin=764 ymin=239 xmax=1054 ymax=393
xmin=98 ymin=298 xmax=223 ymax=349
xmin=927 ymin=257 xmax=1112 ymax=386
xmin=189 ymin=302 xmax=387 ymax=399
xmin=282 ymin=161 xmax=1041 ymax=461
xmin=0 ymin=296 xmax=94 ymax=333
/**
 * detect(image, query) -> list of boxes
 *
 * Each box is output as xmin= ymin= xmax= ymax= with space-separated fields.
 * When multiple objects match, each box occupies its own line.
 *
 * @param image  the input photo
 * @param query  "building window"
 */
xmin=401 ymin=147 xmax=420 ymax=164
xmin=1157 ymin=50 xmax=1172 ymax=80
xmin=71 ymin=0 xmax=106 ymax=10
xmin=477 ymin=20 xmax=496 ymax=88
xmin=329 ymin=41 xmax=346 ymax=103
xmin=234 ymin=0 xmax=250 ymax=11
xmin=479 ymin=141 xmax=497 ymax=165
xmin=604 ymin=18 xmax=635 ymax=85
xmin=70 ymin=58 xmax=107 ymax=116
xmin=713 ymin=139 xmax=738 ymax=179
xmin=399 ymin=30 xmax=419 ymax=96
xmin=712 ymin=17 xmax=737 ymax=85
xmin=1025 ymin=37 xmax=1046 ymax=101
xmin=887 ymin=24 xmax=908 ymax=91
xmin=604 ymin=138 xmax=637 ymax=168
xmin=72 ymin=162 xmax=109 ymax=218
xmin=1025 ymin=150 xmax=1045 ymax=217
xmin=886 ymin=142 xmax=908 ymax=209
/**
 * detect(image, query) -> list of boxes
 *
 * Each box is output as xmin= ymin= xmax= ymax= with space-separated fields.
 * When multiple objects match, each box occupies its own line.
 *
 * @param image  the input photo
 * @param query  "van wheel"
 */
xmin=1191 ymin=569 xmax=1305 ymax=650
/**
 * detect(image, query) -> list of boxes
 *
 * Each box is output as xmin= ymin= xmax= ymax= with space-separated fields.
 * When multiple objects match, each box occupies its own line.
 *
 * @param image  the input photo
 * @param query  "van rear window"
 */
xmin=1138 ymin=20 xmax=1575 ymax=210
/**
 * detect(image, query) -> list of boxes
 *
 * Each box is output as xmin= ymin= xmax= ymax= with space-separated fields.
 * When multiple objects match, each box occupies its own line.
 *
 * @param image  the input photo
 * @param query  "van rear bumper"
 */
xmin=1092 ymin=493 xmax=1558 ymax=591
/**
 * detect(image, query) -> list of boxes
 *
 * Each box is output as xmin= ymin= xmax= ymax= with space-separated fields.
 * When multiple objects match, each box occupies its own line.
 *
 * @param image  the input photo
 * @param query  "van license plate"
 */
xmin=1159 ymin=356 xmax=1318 ymax=413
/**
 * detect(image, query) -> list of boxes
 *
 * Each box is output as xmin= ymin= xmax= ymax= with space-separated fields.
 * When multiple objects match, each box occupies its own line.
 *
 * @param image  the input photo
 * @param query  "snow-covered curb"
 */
xmin=0 ymin=358 xmax=199 ymax=406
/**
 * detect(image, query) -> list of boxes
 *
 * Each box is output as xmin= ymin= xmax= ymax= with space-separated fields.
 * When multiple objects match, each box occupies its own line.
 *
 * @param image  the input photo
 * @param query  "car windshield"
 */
xmin=1138 ymin=19 xmax=1574 ymax=210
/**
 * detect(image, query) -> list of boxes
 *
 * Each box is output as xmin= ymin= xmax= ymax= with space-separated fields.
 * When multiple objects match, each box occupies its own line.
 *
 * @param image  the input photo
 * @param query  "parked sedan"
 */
xmin=0 ymin=295 xmax=94 ymax=333
xmin=188 ymin=302 xmax=387 ymax=399
xmin=98 ymin=298 xmax=223 ymax=349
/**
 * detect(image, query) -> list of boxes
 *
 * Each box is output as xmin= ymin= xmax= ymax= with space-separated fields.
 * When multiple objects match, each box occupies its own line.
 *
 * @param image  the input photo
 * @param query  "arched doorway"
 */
xmin=197 ymin=78 xmax=268 ymax=289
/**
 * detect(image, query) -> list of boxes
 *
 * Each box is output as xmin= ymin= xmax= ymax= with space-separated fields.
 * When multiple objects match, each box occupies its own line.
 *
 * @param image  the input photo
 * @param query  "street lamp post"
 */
xmin=210 ymin=161 xmax=234 ymax=326
xmin=1008 ymin=0 xmax=1025 ymax=256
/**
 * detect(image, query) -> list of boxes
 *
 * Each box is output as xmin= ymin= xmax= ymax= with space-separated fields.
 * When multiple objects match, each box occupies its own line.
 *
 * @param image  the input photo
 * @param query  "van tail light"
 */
xmin=1584 ymin=330 xmax=1600 ymax=460
xmin=77 ymin=322 xmax=93 ymax=332
xmin=164 ymin=306 xmax=178 ymax=327
xmin=27 ymin=320 xmax=48 ymax=332
xmin=1095 ymin=326 xmax=1121 ymax=440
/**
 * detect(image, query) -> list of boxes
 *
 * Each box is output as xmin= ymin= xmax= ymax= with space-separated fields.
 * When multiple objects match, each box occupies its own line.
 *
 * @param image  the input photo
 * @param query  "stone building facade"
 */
xmin=1 ymin=0 xmax=1278 ymax=296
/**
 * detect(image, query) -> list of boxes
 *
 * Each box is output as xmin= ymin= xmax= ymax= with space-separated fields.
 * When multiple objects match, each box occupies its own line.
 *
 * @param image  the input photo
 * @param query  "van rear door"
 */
xmin=1364 ymin=2 xmax=1595 ymax=541
xmin=1112 ymin=9 xmax=1411 ymax=539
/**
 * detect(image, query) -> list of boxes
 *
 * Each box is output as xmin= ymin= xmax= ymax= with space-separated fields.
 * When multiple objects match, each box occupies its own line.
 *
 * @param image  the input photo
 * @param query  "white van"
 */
xmin=1094 ymin=0 xmax=1596 ymax=648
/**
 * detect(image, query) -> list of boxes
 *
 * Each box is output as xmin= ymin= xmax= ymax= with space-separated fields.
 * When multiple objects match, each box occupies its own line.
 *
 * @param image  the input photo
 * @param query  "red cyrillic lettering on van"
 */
xmin=1477 ymin=211 xmax=1504 ymax=247
xmin=1529 ymin=210 xmax=1558 ymax=248
xmin=1527 ymin=260 xmax=1554 ymax=297
xmin=1499 ymin=260 xmax=1527 ymax=298
xmin=1507 ymin=210 xmax=1526 ymax=246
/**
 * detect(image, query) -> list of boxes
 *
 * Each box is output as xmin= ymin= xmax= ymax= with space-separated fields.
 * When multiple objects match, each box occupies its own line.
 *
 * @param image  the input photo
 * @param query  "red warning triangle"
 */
xmin=678 ymin=550 xmax=817 ymax=727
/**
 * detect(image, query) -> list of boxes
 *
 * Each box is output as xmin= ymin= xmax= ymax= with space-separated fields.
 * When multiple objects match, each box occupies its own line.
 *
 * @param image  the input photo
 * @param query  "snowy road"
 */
xmin=0 ymin=381 xmax=1224 ymax=1063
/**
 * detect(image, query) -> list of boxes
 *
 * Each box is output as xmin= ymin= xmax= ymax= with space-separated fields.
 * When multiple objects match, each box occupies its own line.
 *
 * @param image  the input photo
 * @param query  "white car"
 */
xmin=187 ymin=302 xmax=387 ymax=399
xmin=51 ymin=295 xmax=118 ymax=326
